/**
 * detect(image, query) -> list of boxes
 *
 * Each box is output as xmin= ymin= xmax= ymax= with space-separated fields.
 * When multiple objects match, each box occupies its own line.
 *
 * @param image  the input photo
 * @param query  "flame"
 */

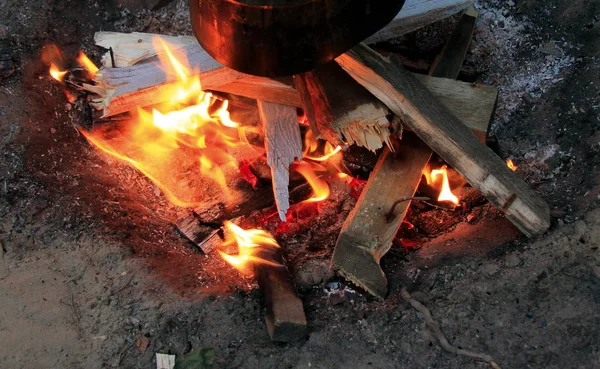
xmin=302 ymin=130 xmax=342 ymax=162
xmin=77 ymin=51 xmax=99 ymax=78
xmin=81 ymin=38 xmax=262 ymax=207
xmin=506 ymin=159 xmax=518 ymax=171
xmin=294 ymin=161 xmax=330 ymax=202
xmin=430 ymin=166 xmax=459 ymax=204
xmin=49 ymin=63 xmax=67 ymax=82
xmin=218 ymin=221 xmax=282 ymax=275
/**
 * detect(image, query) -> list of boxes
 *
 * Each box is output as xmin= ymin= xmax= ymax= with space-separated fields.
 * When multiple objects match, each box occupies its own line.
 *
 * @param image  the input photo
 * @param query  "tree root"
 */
xmin=400 ymin=287 xmax=501 ymax=369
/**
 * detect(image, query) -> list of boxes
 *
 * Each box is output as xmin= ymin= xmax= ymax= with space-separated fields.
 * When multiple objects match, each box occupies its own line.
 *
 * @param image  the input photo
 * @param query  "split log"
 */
xmin=315 ymin=62 xmax=393 ymax=151
xmin=258 ymin=101 xmax=303 ymax=221
xmin=365 ymin=0 xmax=473 ymax=44
xmin=255 ymin=248 xmax=308 ymax=342
xmin=336 ymin=43 xmax=550 ymax=237
xmin=292 ymin=71 xmax=339 ymax=145
xmin=332 ymin=134 xmax=432 ymax=298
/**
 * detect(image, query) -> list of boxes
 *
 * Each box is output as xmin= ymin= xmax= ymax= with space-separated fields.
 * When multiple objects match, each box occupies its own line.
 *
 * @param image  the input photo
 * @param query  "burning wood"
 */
xmin=217 ymin=222 xmax=307 ymax=342
xmin=336 ymin=43 xmax=550 ymax=237
xmin=258 ymin=101 xmax=303 ymax=221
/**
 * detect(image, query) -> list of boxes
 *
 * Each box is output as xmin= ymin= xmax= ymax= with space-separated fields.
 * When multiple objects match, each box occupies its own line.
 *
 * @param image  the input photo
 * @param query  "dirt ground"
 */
xmin=1 ymin=0 xmax=599 ymax=368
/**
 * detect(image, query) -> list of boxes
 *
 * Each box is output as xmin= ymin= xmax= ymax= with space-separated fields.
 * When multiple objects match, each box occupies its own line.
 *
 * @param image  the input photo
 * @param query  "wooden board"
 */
xmin=292 ymin=71 xmax=339 ymax=145
xmin=332 ymin=134 xmax=432 ymax=298
xmin=365 ymin=0 xmax=473 ymax=44
xmin=255 ymin=248 xmax=308 ymax=342
xmin=429 ymin=5 xmax=479 ymax=79
xmin=258 ymin=101 xmax=303 ymax=221
xmin=336 ymin=44 xmax=550 ymax=237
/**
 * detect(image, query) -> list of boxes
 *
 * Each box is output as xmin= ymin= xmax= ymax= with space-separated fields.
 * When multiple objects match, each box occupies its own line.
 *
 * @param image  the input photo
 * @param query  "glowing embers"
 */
xmin=80 ymin=39 xmax=262 ymax=207
xmin=218 ymin=221 xmax=283 ymax=275
xmin=424 ymin=165 xmax=460 ymax=205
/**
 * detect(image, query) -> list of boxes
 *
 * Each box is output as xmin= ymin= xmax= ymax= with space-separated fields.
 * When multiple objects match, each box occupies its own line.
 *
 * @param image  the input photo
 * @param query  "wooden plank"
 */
xmin=332 ymin=134 xmax=432 ymax=298
xmin=413 ymin=74 xmax=497 ymax=141
xmin=293 ymin=71 xmax=340 ymax=145
xmin=429 ymin=6 xmax=479 ymax=79
xmin=336 ymin=44 xmax=550 ymax=237
xmin=365 ymin=0 xmax=472 ymax=44
xmin=258 ymin=101 xmax=303 ymax=221
xmin=95 ymin=32 xmax=199 ymax=67
xmin=255 ymin=248 xmax=308 ymax=342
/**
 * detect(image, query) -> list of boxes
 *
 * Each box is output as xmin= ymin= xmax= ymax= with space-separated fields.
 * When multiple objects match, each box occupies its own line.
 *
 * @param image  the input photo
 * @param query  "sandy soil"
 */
xmin=0 ymin=0 xmax=599 ymax=368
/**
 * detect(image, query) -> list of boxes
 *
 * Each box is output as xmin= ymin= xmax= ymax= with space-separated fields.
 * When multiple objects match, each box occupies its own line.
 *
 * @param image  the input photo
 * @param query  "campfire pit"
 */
xmin=40 ymin=2 xmax=550 ymax=361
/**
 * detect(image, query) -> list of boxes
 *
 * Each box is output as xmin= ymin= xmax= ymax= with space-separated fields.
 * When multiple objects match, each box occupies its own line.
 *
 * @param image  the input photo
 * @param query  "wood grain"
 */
xmin=258 ymin=101 xmax=303 ymax=221
xmin=332 ymin=134 xmax=432 ymax=298
xmin=293 ymin=71 xmax=340 ymax=145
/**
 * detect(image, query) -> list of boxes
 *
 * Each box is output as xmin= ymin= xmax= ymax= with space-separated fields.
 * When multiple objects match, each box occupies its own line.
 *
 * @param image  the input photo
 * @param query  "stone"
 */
xmin=505 ymin=253 xmax=521 ymax=267
xmin=482 ymin=263 xmax=500 ymax=276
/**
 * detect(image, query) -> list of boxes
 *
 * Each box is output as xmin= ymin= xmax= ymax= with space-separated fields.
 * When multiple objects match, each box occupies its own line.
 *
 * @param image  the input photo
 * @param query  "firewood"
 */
xmin=315 ymin=62 xmax=393 ymax=151
xmin=257 ymin=101 xmax=303 ymax=221
xmin=333 ymin=134 xmax=432 ymax=298
xmin=336 ymin=44 xmax=550 ymax=237
xmin=365 ymin=0 xmax=473 ymax=44
xmin=292 ymin=71 xmax=340 ymax=145
xmin=333 ymin=14 xmax=491 ymax=298
xmin=254 ymin=248 xmax=308 ymax=342
xmin=429 ymin=5 xmax=479 ymax=79
xmin=95 ymin=32 xmax=198 ymax=68
xmin=176 ymin=183 xmax=313 ymax=253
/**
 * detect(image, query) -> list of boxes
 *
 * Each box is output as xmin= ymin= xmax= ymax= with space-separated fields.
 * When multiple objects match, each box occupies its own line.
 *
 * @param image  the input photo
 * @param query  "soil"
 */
xmin=1 ymin=0 xmax=599 ymax=368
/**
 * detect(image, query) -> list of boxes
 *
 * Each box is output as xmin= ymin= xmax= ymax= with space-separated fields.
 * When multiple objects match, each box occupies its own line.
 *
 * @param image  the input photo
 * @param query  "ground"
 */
xmin=0 ymin=0 xmax=599 ymax=368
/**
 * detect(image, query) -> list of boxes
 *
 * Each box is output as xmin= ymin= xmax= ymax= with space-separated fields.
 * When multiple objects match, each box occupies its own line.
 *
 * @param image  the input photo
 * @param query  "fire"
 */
xmin=429 ymin=166 xmax=459 ymax=205
xmin=49 ymin=63 xmax=67 ymax=82
xmin=77 ymin=51 xmax=99 ymax=78
xmin=506 ymin=159 xmax=518 ymax=171
xmin=218 ymin=221 xmax=283 ymax=275
xmin=294 ymin=161 xmax=330 ymax=202
xmin=81 ymin=38 xmax=262 ymax=207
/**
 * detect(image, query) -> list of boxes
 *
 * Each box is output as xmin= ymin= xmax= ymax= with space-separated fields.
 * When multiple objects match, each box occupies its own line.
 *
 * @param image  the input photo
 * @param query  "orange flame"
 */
xmin=302 ymin=130 xmax=342 ymax=162
xmin=430 ymin=166 xmax=459 ymax=204
xmin=506 ymin=159 xmax=518 ymax=171
xmin=294 ymin=161 xmax=330 ymax=202
xmin=80 ymin=38 xmax=262 ymax=207
xmin=49 ymin=63 xmax=67 ymax=82
xmin=77 ymin=51 xmax=99 ymax=78
xmin=218 ymin=221 xmax=282 ymax=275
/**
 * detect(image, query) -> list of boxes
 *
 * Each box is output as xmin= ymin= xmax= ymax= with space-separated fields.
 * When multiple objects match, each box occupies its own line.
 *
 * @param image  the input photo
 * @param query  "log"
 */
xmin=365 ymin=0 xmax=473 ymax=44
xmin=175 ymin=183 xmax=312 ymax=253
xmin=332 ymin=134 xmax=432 ymax=298
xmin=336 ymin=44 xmax=550 ymax=237
xmin=255 ymin=248 xmax=308 ymax=342
xmin=292 ymin=71 xmax=340 ymax=145
xmin=429 ymin=5 xmax=479 ymax=79
xmin=258 ymin=101 xmax=303 ymax=221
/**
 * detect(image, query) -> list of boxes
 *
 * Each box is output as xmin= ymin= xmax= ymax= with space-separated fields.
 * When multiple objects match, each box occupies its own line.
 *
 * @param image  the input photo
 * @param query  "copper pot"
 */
xmin=189 ymin=0 xmax=405 ymax=77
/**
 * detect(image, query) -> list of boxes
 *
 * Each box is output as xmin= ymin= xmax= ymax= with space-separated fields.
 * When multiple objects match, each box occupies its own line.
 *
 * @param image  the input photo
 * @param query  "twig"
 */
xmin=400 ymin=287 xmax=501 ymax=369
xmin=385 ymin=197 xmax=430 ymax=222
